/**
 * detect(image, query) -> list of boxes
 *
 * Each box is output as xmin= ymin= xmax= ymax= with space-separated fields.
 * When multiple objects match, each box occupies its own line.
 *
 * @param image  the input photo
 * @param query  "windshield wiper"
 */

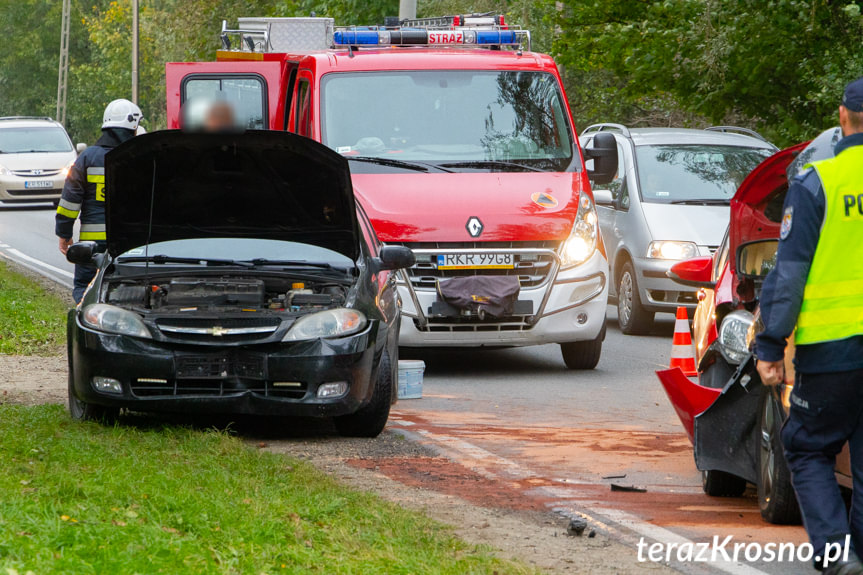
xmin=116 ymin=255 xmax=255 ymax=267
xmin=668 ymin=199 xmax=730 ymax=206
xmin=246 ymin=259 xmax=349 ymax=271
xmin=348 ymin=156 xmax=452 ymax=173
xmin=437 ymin=160 xmax=546 ymax=173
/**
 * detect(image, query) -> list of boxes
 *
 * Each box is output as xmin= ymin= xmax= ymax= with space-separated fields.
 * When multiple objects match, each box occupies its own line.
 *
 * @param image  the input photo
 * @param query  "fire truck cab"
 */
xmin=165 ymin=15 xmax=618 ymax=369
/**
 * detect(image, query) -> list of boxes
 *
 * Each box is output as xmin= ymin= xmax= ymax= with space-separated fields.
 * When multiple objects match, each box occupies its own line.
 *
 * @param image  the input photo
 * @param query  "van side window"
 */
xmin=283 ymin=65 xmax=298 ymax=131
xmin=295 ymin=80 xmax=311 ymax=137
xmin=183 ymin=75 xmax=267 ymax=129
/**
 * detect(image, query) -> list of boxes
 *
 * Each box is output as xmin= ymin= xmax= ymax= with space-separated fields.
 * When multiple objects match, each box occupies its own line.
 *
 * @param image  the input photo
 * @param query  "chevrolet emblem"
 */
xmin=209 ymin=326 xmax=229 ymax=337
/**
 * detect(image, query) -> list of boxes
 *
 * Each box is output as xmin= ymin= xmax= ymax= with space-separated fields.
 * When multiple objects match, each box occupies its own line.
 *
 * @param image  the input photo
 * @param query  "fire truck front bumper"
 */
xmin=397 ymin=250 xmax=609 ymax=347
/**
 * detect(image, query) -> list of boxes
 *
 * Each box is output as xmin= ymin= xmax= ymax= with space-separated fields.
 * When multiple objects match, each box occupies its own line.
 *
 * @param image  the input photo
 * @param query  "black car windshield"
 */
xmin=117 ymin=238 xmax=354 ymax=268
xmin=636 ymin=144 xmax=773 ymax=204
xmin=0 ymin=127 xmax=73 ymax=153
xmin=321 ymin=70 xmax=579 ymax=173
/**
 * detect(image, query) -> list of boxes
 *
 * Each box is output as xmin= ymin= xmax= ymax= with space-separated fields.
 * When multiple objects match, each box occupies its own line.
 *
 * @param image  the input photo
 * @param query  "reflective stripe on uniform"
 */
xmin=79 ymin=223 xmax=106 ymax=241
xmin=86 ymin=167 xmax=106 ymax=201
xmin=56 ymin=198 xmax=82 ymax=219
xmin=79 ymin=231 xmax=106 ymax=240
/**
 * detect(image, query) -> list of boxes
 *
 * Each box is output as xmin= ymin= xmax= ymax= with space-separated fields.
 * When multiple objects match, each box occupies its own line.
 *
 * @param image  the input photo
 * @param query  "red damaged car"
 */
xmin=657 ymin=128 xmax=849 ymax=524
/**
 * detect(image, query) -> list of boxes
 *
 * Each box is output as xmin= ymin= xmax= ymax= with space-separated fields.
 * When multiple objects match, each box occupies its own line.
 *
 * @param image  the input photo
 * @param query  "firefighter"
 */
xmin=56 ymin=99 xmax=142 ymax=303
xmin=756 ymin=77 xmax=863 ymax=575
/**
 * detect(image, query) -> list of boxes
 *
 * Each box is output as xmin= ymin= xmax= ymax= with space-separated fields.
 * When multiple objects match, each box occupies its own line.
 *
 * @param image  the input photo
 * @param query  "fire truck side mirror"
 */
xmin=585 ymin=132 xmax=618 ymax=186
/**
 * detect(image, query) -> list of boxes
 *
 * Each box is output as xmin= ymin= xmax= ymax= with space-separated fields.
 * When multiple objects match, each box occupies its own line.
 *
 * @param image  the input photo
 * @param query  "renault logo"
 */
xmin=466 ymin=216 xmax=483 ymax=238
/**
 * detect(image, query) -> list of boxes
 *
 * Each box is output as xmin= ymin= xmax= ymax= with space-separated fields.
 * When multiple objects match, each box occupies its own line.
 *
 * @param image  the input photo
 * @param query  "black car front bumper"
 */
xmin=68 ymin=311 xmax=380 ymax=417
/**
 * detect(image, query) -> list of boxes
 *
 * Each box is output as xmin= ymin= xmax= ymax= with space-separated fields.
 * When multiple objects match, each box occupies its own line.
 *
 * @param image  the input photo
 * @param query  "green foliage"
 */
xmin=0 ymin=404 xmax=535 ymax=574
xmin=1 ymin=0 xmax=862 ymax=147
xmin=0 ymin=262 xmax=67 ymax=356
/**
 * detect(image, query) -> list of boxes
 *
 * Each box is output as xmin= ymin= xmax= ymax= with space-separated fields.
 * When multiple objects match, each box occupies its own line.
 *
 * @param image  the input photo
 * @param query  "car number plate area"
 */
xmin=175 ymin=352 xmax=266 ymax=379
xmin=24 ymin=180 xmax=53 ymax=189
xmin=436 ymin=253 xmax=514 ymax=270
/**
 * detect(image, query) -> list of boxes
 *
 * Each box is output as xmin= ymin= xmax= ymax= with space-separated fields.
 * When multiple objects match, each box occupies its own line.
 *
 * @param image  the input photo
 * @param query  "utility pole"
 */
xmin=132 ymin=0 xmax=139 ymax=104
xmin=56 ymin=0 xmax=70 ymax=124
xmin=398 ymin=0 xmax=416 ymax=20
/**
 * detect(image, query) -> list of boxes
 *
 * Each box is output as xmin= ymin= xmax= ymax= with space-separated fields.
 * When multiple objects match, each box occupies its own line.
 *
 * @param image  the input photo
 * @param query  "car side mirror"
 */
xmin=667 ymin=256 xmax=715 ymax=289
xmin=736 ymin=240 xmax=779 ymax=279
xmin=593 ymin=188 xmax=614 ymax=207
xmin=66 ymin=241 xmax=97 ymax=265
xmin=375 ymin=245 xmax=416 ymax=271
xmin=76 ymin=143 xmax=87 ymax=154
xmin=584 ymin=132 xmax=618 ymax=186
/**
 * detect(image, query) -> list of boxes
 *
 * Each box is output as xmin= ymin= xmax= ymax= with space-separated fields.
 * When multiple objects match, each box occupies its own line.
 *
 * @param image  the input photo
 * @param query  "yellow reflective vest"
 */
xmin=796 ymin=145 xmax=863 ymax=345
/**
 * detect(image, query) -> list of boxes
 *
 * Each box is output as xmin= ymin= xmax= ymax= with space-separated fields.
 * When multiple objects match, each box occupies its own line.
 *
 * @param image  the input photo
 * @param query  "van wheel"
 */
xmin=560 ymin=323 xmax=604 ymax=370
xmin=67 ymin=362 xmax=118 ymax=424
xmin=757 ymin=391 xmax=801 ymax=524
xmin=334 ymin=351 xmax=393 ymax=438
xmin=617 ymin=262 xmax=654 ymax=335
xmin=702 ymin=470 xmax=746 ymax=497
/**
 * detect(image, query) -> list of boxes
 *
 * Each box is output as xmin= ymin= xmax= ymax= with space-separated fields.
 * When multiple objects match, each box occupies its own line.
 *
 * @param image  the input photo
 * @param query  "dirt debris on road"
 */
xmin=0 ymin=354 xmax=67 ymax=405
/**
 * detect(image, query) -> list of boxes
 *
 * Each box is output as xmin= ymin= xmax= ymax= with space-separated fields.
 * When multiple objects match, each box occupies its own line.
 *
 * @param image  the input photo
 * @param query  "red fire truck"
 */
xmin=165 ymin=15 xmax=618 ymax=369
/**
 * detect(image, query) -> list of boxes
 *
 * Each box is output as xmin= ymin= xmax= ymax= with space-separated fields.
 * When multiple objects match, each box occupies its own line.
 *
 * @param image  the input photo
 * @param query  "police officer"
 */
xmin=56 ymin=99 xmax=142 ymax=303
xmin=757 ymin=77 xmax=863 ymax=574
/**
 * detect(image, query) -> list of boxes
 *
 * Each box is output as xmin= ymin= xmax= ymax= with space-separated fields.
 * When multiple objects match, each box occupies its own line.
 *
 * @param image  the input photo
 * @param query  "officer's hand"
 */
xmin=59 ymin=237 xmax=73 ymax=255
xmin=757 ymin=359 xmax=785 ymax=387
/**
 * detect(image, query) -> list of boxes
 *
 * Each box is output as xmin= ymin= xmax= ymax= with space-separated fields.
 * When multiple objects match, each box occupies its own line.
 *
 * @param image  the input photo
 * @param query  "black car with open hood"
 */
xmin=65 ymin=130 xmax=415 ymax=437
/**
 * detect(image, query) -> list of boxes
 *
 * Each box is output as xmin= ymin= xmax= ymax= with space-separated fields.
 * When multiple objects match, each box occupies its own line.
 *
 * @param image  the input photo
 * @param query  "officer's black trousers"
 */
xmin=72 ymin=263 xmax=97 ymax=304
xmin=782 ymin=367 xmax=863 ymax=565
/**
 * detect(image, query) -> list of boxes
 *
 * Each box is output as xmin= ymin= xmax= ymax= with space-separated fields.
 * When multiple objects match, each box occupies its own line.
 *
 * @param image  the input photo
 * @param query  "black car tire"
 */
xmin=560 ymin=323 xmax=604 ymax=370
xmin=617 ymin=262 xmax=654 ymax=335
xmin=757 ymin=391 xmax=801 ymax=524
xmin=67 ymin=362 xmax=119 ymax=424
xmin=701 ymin=469 xmax=747 ymax=497
xmin=334 ymin=350 xmax=393 ymax=438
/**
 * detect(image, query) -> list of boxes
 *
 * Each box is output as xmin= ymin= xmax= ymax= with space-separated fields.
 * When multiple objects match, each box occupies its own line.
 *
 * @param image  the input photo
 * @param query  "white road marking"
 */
xmin=4 ymin=248 xmax=73 ymax=278
xmin=399 ymin=425 xmax=774 ymax=575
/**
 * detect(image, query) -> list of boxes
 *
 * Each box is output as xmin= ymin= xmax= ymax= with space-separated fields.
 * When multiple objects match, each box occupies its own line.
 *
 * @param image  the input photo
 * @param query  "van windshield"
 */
xmin=321 ymin=70 xmax=578 ymax=173
xmin=636 ymin=144 xmax=772 ymax=204
xmin=0 ymin=127 xmax=73 ymax=154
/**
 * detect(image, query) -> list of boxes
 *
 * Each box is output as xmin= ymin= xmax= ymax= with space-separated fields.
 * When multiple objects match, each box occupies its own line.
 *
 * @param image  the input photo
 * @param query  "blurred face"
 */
xmin=204 ymin=102 xmax=236 ymax=131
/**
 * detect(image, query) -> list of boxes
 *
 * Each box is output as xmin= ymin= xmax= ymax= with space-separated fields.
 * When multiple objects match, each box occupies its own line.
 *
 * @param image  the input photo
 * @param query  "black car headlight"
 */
xmin=718 ymin=310 xmax=755 ymax=364
xmin=283 ymin=308 xmax=367 ymax=342
xmin=81 ymin=304 xmax=152 ymax=339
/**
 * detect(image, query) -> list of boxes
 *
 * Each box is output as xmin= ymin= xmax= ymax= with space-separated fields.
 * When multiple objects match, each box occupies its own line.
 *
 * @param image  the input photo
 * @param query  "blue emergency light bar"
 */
xmin=333 ymin=29 xmax=521 ymax=47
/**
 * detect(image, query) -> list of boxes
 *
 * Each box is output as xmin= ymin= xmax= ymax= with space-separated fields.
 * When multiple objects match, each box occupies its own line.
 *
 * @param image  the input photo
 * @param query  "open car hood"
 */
xmin=105 ymin=131 xmax=360 ymax=259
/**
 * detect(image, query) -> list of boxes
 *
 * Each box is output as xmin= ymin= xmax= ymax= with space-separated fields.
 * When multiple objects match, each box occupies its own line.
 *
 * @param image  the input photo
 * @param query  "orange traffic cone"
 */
xmin=670 ymin=306 xmax=697 ymax=377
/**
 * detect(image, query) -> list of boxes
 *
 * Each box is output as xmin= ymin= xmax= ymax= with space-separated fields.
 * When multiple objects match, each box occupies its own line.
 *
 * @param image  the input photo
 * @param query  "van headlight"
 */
xmin=0 ymin=164 xmax=9 ymax=176
xmin=283 ymin=309 xmax=367 ymax=341
xmin=718 ymin=310 xmax=755 ymax=364
xmin=646 ymin=241 xmax=698 ymax=260
xmin=82 ymin=304 xmax=152 ymax=338
xmin=560 ymin=192 xmax=598 ymax=268
xmin=61 ymin=160 xmax=75 ymax=178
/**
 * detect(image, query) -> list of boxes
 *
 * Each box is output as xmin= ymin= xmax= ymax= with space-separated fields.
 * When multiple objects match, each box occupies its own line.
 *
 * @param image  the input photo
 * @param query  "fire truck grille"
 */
xmin=393 ymin=241 xmax=559 ymax=291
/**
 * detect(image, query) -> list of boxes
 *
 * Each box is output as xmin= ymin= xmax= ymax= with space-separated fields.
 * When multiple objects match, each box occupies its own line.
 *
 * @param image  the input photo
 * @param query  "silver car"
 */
xmin=579 ymin=124 xmax=775 ymax=334
xmin=0 ymin=117 xmax=85 ymax=206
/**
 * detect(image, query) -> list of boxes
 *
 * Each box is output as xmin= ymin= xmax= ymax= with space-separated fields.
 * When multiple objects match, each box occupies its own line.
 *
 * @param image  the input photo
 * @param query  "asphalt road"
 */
xmin=2 ymin=206 xmax=812 ymax=574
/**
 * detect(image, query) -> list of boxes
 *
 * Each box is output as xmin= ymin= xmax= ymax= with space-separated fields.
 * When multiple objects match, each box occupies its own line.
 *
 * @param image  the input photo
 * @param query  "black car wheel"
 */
xmin=560 ymin=323 xmax=604 ymax=370
xmin=334 ymin=350 xmax=393 ymax=438
xmin=67 ymin=361 xmax=119 ymax=424
xmin=617 ymin=262 xmax=654 ymax=335
xmin=757 ymin=390 xmax=801 ymax=524
xmin=701 ymin=469 xmax=746 ymax=497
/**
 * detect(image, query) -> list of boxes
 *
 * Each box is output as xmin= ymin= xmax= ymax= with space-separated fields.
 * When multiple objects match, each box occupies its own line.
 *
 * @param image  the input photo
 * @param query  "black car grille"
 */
xmin=154 ymin=316 xmax=282 ymax=342
xmin=130 ymin=379 xmax=308 ymax=399
xmin=393 ymin=241 xmax=559 ymax=290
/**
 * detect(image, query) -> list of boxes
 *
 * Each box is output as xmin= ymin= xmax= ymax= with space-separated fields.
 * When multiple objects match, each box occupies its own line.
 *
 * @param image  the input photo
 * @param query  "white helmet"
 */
xmin=102 ymin=99 xmax=143 ymax=130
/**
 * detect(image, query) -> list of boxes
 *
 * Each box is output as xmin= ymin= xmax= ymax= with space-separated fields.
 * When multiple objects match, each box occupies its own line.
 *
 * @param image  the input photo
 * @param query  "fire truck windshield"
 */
xmin=321 ymin=70 xmax=579 ymax=173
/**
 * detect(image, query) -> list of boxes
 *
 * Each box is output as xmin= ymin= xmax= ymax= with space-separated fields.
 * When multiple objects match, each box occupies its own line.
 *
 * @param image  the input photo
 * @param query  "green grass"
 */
xmin=0 ymin=405 xmax=534 ymax=575
xmin=0 ymin=261 xmax=68 ymax=355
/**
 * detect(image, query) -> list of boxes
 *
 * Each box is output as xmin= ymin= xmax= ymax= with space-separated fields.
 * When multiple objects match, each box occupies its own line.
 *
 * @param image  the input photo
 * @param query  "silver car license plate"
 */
xmin=24 ymin=180 xmax=53 ymax=189
xmin=436 ymin=253 xmax=514 ymax=270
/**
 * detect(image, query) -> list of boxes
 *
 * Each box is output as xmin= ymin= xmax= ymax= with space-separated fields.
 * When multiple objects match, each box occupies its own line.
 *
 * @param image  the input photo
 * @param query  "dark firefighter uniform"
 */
xmin=55 ymin=128 xmax=134 ymax=302
xmin=756 ymin=82 xmax=863 ymax=571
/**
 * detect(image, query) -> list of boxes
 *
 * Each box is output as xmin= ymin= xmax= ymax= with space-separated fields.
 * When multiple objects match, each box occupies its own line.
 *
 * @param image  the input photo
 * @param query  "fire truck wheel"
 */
xmin=757 ymin=390 xmax=801 ymax=524
xmin=617 ymin=262 xmax=654 ymax=335
xmin=701 ymin=470 xmax=746 ymax=497
xmin=560 ymin=324 xmax=604 ymax=370
xmin=334 ymin=350 xmax=393 ymax=438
